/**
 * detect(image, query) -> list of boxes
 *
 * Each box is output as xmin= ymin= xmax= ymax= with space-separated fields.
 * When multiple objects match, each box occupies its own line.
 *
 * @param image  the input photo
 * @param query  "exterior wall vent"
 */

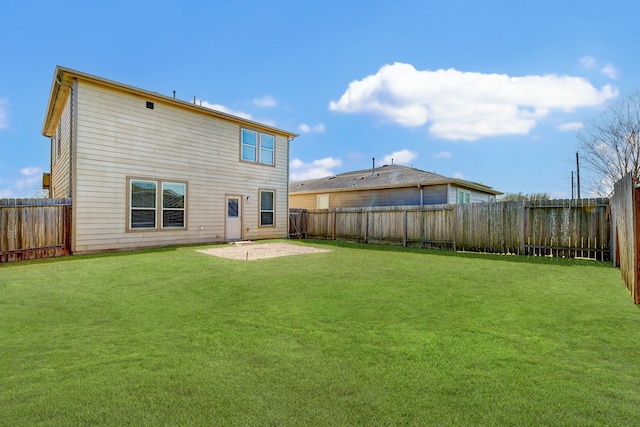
xmin=146 ymin=101 xmax=154 ymax=109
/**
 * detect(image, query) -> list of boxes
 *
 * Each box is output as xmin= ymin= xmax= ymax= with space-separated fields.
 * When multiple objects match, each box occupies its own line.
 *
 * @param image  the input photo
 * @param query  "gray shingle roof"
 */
xmin=289 ymin=164 xmax=501 ymax=195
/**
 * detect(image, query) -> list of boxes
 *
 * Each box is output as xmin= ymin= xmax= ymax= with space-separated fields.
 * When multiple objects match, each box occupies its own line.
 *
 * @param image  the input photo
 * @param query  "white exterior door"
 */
xmin=225 ymin=195 xmax=242 ymax=241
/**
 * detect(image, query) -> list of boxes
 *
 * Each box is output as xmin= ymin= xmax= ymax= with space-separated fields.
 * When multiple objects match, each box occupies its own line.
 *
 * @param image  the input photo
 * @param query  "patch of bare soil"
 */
xmin=197 ymin=242 xmax=330 ymax=261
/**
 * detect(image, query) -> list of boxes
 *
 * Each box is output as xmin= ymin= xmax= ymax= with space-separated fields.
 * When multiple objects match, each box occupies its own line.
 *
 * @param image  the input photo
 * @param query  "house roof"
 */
xmin=42 ymin=66 xmax=299 ymax=139
xmin=289 ymin=164 xmax=502 ymax=195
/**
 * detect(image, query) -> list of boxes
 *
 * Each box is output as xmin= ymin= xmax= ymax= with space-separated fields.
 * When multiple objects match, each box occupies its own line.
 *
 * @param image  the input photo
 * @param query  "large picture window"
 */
xmin=260 ymin=190 xmax=275 ymax=226
xmin=241 ymin=129 xmax=275 ymax=165
xmin=129 ymin=178 xmax=187 ymax=230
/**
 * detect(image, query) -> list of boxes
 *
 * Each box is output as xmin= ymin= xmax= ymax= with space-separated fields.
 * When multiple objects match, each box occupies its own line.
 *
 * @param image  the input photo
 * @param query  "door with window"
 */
xmin=225 ymin=195 xmax=242 ymax=241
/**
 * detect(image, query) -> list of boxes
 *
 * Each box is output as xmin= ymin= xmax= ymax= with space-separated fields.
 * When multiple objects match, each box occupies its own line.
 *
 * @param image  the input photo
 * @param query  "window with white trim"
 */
xmin=260 ymin=190 xmax=275 ymax=226
xmin=241 ymin=128 xmax=275 ymax=165
xmin=457 ymin=190 xmax=471 ymax=204
xmin=129 ymin=179 xmax=187 ymax=230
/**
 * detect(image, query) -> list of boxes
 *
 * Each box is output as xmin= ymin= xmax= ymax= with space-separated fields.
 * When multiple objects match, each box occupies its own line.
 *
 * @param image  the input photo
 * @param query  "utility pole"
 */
xmin=571 ymin=171 xmax=575 ymax=199
xmin=576 ymin=151 xmax=581 ymax=199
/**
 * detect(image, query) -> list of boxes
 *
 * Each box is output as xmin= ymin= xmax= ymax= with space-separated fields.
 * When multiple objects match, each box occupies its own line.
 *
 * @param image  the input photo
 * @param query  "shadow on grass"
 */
xmin=299 ymin=238 xmax=615 ymax=269
xmin=1 ymin=238 xmax=615 ymax=270
xmin=0 ymin=245 xmax=180 ymax=269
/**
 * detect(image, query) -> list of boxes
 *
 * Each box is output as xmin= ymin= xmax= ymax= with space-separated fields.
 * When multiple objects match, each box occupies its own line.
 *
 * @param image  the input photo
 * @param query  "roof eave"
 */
xmin=290 ymin=179 xmax=502 ymax=196
xmin=42 ymin=66 xmax=299 ymax=139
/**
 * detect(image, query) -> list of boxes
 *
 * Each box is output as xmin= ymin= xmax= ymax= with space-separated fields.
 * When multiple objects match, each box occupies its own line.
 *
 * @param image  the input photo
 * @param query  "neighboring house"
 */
xmin=42 ymin=66 xmax=297 ymax=254
xmin=289 ymin=164 xmax=502 ymax=209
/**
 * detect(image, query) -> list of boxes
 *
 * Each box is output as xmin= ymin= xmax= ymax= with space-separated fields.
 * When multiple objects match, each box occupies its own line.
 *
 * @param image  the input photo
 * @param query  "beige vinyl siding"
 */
xmin=71 ymin=80 xmax=289 ymax=253
xmin=50 ymin=92 xmax=72 ymax=198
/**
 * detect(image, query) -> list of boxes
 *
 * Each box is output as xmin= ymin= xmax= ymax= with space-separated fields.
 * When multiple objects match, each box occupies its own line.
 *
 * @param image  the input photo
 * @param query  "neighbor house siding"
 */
xmin=289 ymin=193 xmax=319 ymax=210
xmin=421 ymin=184 xmax=448 ymax=204
xmin=328 ymin=187 xmax=420 ymax=208
xmin=448 ymin=185 xmax=495 ymax=204
xmin=70 ymin=80 xmax=288 ymax=253
xmin=289 ymin=184 xmax=450 ymax=209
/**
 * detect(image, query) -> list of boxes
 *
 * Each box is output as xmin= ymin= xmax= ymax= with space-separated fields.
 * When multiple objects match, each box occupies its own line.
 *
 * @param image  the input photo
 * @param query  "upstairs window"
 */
xmin=241 ymin=129 xmax=275 ymax=165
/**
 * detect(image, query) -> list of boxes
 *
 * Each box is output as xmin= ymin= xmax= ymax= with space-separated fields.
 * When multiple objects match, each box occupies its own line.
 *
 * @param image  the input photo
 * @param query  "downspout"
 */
xmin=287 ymin=135 xmax=295 ymax=237
xmin=418 ymin=184 xmax=423 ymax=206
xmin=49 ymin=136 xmax=54 ymax=198
xmin=56 ymin=77 xmax=74 ymax=198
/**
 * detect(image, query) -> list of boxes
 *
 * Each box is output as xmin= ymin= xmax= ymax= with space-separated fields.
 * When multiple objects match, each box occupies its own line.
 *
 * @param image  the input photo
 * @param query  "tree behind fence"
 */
xmin=298 ymin=199 xmax=610 ymax=261
xmin=0 ymin=198 xmax=72 ymax=262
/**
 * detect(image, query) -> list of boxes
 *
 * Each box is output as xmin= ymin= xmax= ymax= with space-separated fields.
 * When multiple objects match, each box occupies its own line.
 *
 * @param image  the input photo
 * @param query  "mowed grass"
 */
xmin=1 ymin=240 xmax=639 ymax=426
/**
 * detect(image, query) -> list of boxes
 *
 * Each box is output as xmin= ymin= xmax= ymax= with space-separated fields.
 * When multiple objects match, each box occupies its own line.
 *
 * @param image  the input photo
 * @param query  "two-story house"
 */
xmin=42 ymin=66 xmax=297 ymax=254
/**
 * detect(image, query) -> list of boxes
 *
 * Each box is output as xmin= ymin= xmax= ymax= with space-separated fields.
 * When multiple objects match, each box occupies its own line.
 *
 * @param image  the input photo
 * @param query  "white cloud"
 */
xmin=252 ymin=95 xmax=277 ymax=108
xmin=433 ymin=151 xmax=452 ymax=159
xmin=580 ymin=56 xmax=619 ymax=80
xmin=15 ymin=166 xmax=42 ymax=191
xmin=580 ymin=56 xmax=597 ymax=69
xmin=290 ymin=157 xmax=342 ymax=181
xmin=200 ymin=100 xmax=253 ymax=120
xmin=601 ymin=64 xmax=619 ymax=79
xmin=329 ymin=62 xmax=617 ymax=141
xmin=313 ymin=157 xmax=342 ymax=169
xmin=298 ymin=122 xmax=326 ymax=133
xmin=21 ymin=167 xmax=41 ymax=176
xmin=382 ymin=149 xmax=417 ymax=165
xmin=557 ymin=121 xmax=584 ymax=131
xmin=0 ymin=98 xmax=9 ymax=130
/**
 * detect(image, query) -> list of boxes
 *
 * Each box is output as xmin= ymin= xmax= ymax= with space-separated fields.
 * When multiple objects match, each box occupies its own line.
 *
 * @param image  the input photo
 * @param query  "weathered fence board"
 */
xmin=0 ymin=198 xmax=72 ymax=262
xmin=611 ymin=173 xmax=640 ymax=303
xmin=297 ymin=199 xmax=610 ymax=261
xmin=526 ymin=199 xmax=610 ymax=260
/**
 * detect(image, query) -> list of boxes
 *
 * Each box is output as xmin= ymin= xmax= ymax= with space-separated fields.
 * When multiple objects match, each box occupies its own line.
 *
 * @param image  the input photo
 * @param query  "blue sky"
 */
xmin=1 ymin=0 xmax=638 ymax=198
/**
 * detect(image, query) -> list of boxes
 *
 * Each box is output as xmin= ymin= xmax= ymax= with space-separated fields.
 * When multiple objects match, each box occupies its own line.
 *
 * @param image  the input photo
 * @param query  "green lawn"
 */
xmin=1 ymin=240 xmax=638 ymax=426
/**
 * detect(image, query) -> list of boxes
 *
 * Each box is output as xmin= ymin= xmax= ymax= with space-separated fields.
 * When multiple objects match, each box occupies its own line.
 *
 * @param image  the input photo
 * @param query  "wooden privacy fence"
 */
xmin=293 ymin=198 xmax=610 ymax=260
xmin=0 ymin=198 xmax=72 ymax=262
xmin=611 ymin=173 xmax=640 ymax=303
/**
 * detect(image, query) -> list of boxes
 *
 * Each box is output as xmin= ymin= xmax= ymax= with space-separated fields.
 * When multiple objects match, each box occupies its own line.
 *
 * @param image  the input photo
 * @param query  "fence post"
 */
xmin=364 ymin=211 xmax=369 ymax=244
xmin=634 ymin=187 xmax=640 ymax=303
xmin=64 ymin=204 xmax=72 ymax=255
xmin=522 ymin=202 xmax=528 ymax=256
xmin=332 ymin=210 xmax=336 ymax=240
xmin=403 ymin=210 xmax=408 ymax=247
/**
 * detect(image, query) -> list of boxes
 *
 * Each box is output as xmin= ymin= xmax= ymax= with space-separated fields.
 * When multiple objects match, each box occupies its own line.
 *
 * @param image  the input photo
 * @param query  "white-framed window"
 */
xmin=241 ymin=128 xmax=275 ymax=165
xmin=129 ymin=178 xmax=187 ymax=230
xmin=259 ymin=190 xmax=275 ymax=227
xmin=457 ymin=190 xmax=471 ymax=204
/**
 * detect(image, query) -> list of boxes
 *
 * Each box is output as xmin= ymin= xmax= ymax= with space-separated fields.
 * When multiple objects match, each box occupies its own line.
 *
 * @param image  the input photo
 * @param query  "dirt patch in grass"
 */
xmin=197 ymin=242 xmax=331 ymax=261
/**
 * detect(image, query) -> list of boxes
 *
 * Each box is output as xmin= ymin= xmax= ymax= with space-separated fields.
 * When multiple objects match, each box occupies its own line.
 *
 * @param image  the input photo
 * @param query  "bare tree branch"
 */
xmin=577 ymin=90 xmax=640 ymax=196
